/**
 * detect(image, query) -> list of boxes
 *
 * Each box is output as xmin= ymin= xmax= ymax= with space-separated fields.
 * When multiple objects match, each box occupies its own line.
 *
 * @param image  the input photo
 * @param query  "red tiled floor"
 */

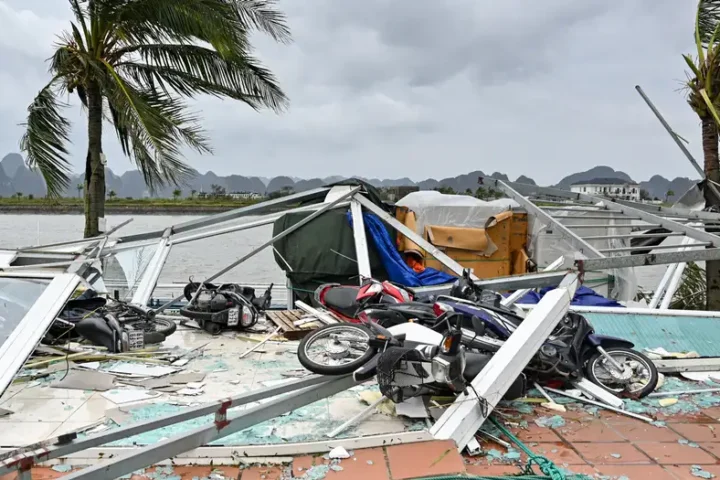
xmin=216 ymin=466 xmax=241 ymax=479
xmin=573 ymin=443 xmax=651 ymax=465
xmin=531 ymin=443 xmax=588 ymax=465
xmin=554 ymin=409 xmax=597 ymax=421
xmin=563 ymin=465 xmax=600 ymax=476
xmin=596 ymin=465 xmax=676 ymax=480
xmin=665 ymin=465 xmax=720 ymax=479
xmin=554 ymin=420 xmax=625 ymax=442
xmin=635 ymin=442 xmax=718 ymax=465
xmin=656 ymin=412 xmax=716 ymax=424
xmin=240 ymin=465 xmax=284 ymax=480
xmin=512 ymin=424 xmax=563 ymax=443
xmin=326 ymin=448 xmax=389 ymax=480
xmin=466 ymin=464 xmax=525 ymax=475
xmin=600 ymin=411 xmax=641 ymax=425
xmin=698 ymin=442 xmax=720 ymax=459
xmin=166 ymin=466 xmax=241 ymax=478
xmin=0 ymin=469 xmax=69 ymax=480
xmin=610 ymin=421 xmax=685 ymax=442
xmin=702 ymin=407 xmax=720 ymax=420
xmin=386 ymin=440 xmax=466 ymax=480
xmin=292 ymin=456 xmax=317 ymax=477
xmin=670 ymin=423 xmax=720 ymax=442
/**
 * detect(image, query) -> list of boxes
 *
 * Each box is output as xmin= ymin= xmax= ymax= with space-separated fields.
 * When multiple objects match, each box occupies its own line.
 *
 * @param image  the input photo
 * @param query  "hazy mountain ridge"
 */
xmin=0 ymin=153 xmax=698 ymax=202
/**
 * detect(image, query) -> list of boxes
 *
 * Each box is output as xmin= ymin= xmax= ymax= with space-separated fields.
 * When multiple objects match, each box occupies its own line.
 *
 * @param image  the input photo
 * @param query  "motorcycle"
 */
xmin=297 ymin=311 xmax=527 ymax=403
xmin=310 ymin=269 xmax=658 ymax=398
xmin=313 ymin=278 xmax=416 ymax=322
xmin=435 ymin=294 xmax=659 ymax=398
xmin=179 ymin=281 xmax=273 ymax=335
xmin=47 ymin=291 xmax=176 ymax=353
xmin=314 ymin=270 xmax=499 ymax=327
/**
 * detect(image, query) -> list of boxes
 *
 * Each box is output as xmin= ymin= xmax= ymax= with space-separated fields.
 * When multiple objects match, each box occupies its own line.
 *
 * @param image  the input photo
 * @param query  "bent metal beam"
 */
xmin=430 ymin=272 xmax=579 ymax=450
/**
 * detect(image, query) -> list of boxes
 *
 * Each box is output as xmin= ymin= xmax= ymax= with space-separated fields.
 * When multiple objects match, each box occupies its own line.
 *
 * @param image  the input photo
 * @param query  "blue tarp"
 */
xmin=347 ymin=211 xmax=456 ymax=287
xmin=514 ymin=285 xmax=624 ymax=307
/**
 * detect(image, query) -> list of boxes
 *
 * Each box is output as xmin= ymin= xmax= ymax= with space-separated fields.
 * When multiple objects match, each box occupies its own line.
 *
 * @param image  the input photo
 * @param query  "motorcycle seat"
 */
xmin=463 ymin=352 xmax=526 ymax=400
xmin=322 ymin=286 xmax=361 ymax=318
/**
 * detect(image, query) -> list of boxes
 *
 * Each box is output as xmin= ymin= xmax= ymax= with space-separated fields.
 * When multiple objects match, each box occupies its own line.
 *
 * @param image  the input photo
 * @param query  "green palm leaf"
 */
xmin=21 ymin=0 xmax=290 ymax=236
xmin=20 ymin=82 xmax=73 ymax=197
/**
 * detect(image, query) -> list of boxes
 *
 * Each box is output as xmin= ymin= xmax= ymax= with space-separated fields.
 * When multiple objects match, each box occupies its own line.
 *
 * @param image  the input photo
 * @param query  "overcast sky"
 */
xmin=0 ymin=1 xmax=706 ymax=185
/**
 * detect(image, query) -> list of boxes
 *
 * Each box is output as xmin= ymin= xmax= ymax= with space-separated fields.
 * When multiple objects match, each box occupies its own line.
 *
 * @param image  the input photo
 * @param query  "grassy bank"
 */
xmin=0 ymin=197 xmax=263 ymax=214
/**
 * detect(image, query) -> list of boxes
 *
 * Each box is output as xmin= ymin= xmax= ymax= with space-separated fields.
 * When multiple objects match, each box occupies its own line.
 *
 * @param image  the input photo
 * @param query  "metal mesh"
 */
xmin=376 ymin=347 xmax=426 ymax=403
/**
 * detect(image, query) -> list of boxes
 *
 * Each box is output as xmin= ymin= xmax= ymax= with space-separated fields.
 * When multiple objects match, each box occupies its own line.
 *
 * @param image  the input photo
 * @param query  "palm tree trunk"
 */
xmin=701 ymin=117 xmax=720 ymax=310
xmin=84 ymin=82 xmax=105 ymax=238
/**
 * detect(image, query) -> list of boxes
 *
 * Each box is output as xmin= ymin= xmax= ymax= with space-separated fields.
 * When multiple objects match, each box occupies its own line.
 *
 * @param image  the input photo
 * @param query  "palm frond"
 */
xmin=68 ymin=0 xmax=91 ymax=43
xmin=19 ymin=81 xmax=72 ymax=197
xmin=671 ymin=262 xmax=706 ymax=309
xmin=104 ymin=62 xmax=209 ymax=190
xmin=699 ymin=0 xmax=720 ymax=44
xmin=116 ymin=44 xmax=287 ymax=110
xmin=107 ymin=0 xmax=249 ymax=53
xmin=231 ymin=0 xmax=291 ymax=44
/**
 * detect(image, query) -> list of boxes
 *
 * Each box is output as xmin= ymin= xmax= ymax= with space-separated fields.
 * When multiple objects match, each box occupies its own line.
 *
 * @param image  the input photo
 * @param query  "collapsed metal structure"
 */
xmin=3 ymin=181 xmax=720 ymax=479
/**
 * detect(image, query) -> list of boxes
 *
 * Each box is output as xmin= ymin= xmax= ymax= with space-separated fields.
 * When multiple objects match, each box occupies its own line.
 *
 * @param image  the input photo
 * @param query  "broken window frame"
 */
xmin=0 ymin=272 xmax=83 ymax=397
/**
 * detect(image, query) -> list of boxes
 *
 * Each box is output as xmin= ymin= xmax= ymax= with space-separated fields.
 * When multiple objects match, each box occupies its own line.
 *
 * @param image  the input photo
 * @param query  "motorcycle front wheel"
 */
xmin=123 ymin=318 xmax=177 ymax=337
xmin=298 ymin=323 xmax=376 ymax=375
xmin=585 ymin=347 xmax=658 ymax=398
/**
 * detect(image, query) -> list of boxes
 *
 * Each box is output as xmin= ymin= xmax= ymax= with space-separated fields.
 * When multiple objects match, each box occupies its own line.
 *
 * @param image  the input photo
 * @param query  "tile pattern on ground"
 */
xmin=386 ymin=440 xmax=466 ymax=480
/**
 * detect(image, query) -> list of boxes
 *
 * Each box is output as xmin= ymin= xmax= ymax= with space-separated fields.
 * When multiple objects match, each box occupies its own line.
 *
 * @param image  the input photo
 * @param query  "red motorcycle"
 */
xmin=313 ymin=278 xmax=414 ymax=323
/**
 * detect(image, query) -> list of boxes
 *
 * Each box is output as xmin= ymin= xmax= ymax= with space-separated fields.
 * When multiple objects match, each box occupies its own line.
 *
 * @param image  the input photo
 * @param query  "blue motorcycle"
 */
xmin=435 ymin=270 xmax=659 ymax=399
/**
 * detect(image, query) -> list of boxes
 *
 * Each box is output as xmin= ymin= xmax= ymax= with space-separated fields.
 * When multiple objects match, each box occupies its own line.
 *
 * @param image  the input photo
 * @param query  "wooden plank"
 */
xmin=265 ymin=310 xmax=319 ymax=340
xmin=266 ymin=311 xmax=295 ymax=332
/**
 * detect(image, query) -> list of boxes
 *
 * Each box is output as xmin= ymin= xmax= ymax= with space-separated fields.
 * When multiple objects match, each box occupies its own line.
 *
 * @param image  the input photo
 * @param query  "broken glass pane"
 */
xmin=0 ymin=277 xmax=51 ymax=346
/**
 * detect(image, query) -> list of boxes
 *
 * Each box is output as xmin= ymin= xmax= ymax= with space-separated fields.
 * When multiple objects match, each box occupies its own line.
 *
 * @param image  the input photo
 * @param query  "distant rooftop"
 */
xmin=571 ymin=177 xmax=638 ymax=186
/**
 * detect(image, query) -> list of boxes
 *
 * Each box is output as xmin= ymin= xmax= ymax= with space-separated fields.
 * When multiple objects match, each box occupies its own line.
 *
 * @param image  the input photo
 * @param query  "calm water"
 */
xmin=0 ymin=214 xmax=668 ymax=293
xmin=0 ymin=214 xmax=286 ymax=286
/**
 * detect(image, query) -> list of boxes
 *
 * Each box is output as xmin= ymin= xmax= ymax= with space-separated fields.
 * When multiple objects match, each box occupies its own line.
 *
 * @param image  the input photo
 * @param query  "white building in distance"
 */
xmin=227 ymin=192 xmax=265 ymax=200
xmin=570 ymin=178 xmax=641 ymax=202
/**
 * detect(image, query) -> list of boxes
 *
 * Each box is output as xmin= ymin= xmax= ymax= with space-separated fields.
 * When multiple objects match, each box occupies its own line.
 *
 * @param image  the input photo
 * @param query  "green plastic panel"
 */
xmin=584 ymin=312 xmax=720 ymax=356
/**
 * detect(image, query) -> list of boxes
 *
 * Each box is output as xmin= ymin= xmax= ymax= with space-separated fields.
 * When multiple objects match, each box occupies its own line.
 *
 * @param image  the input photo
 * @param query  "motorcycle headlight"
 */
xmin=432 ymin=349 xmax=466 ymax=386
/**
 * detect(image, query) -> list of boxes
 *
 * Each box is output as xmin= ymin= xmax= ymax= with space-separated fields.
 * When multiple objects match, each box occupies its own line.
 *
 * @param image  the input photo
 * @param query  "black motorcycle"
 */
xmin=179 ymin=281 xmax=273 ymax=335
xmin=47 ymin=291 xmax=176 ymax=353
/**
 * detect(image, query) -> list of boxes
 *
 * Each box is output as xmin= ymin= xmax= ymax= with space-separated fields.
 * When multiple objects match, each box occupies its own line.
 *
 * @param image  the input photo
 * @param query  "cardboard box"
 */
xmin=423 ymin=212 xmax=529 ymax=279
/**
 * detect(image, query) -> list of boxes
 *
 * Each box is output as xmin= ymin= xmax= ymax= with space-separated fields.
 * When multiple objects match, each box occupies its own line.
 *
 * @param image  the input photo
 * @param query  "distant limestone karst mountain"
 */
xmin=0 ymin=153 xmax=698 ymax=202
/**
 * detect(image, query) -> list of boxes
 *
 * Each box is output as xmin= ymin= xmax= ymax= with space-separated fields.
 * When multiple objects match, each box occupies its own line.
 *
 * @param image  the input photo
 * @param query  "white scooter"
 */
xmin=297 ymin=312 xmax=527 ymax=403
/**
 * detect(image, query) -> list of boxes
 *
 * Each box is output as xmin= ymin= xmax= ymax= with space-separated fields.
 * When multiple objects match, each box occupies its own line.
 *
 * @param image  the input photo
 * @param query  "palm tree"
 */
xmin=684 ymin=1 xmax=720 ymax=183
xmin=108 ymin=189 xmax=117 ymax=200
xmin=190 ymin=189 xmax=197 ymax=199
xmin=684 ymin=0 xmax=720 ymax=309
xmin=172 ymin=188 xmax=182 ymax=200
xmin=21 ymin=0 xmax=291 ymax=237
xmin=76 ymin=183 xmax=83 ymax=198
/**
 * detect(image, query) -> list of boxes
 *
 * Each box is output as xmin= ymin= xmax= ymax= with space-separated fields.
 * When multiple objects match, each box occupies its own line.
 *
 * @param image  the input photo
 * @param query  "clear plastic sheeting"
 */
xmin=102 ymin=244 xmax=159 ymax=300
xmin=395 ymin=191 xmax=520 ymax=234
xmin=674 ymin=182 xmax=706 ymax=211
xmin=532 ymin=205 xmax=638 ymax=301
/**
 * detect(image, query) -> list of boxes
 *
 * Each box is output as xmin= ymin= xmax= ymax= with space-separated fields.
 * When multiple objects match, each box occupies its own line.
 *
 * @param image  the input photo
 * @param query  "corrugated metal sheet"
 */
xmin=584 ymin=312 xmax=720 ymax=356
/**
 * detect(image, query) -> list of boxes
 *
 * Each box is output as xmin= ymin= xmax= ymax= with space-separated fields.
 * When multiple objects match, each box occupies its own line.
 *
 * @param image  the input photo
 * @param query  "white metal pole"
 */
xmin=350 ymin=200 xmax=372 ymax=281
xmin=430 ymin=273 xmax=579 ymax=450
xmin=648 ymin=262 xmax=679 ymax=308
